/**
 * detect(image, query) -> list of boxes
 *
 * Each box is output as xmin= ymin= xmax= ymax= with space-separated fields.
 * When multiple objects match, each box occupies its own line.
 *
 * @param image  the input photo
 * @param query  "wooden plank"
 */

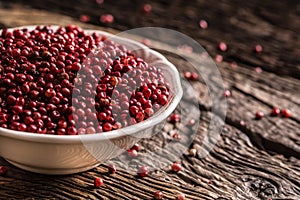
xmin=1 ymin=112 xmax=299 ymax=199
xmin=0 ymin=1 xmax=300 ymax=200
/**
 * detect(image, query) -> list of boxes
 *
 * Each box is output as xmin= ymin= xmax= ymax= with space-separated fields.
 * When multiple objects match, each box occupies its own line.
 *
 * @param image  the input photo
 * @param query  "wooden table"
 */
xmin=0 ymin=1 xmax=300 ymax=199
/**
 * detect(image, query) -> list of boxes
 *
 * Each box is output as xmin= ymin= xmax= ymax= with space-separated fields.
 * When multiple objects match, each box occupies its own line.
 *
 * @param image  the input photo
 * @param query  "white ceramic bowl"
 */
xmin=0 ymin=26 xmax=183 ymax=175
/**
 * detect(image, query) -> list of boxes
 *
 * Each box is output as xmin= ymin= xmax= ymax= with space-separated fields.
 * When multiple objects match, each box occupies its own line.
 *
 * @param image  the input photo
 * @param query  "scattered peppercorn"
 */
xmin=255 ymin=67 xmax=262 ymax=73
xmin=188 ymin=119 xmax=195 ymax=126
xmin=281 ymin=109 xmax=291 ymax=118
xmin=218 ymin=42 xmax=227 ymax=52
xmin=270 ymin=108 xmax=280 ymax=116
xmin=127 ymin=149 xmax=138 ymax=157
xmin=190 ymin=72 xmax=198 ymax=81
xmin=80 ymin=15 xmax=90 ymax=23
xmin=154 ymin=191 xmax=164 ymax=200
xmin=240 ymin=120 xmax=245 ymax=126
xmin=143 ymin=4 xmax=152 ymax=13
xmin=176 ymin=193 xmax=185 ymax=200
xmin=100 ymin=14 xmax=114 ymax=23
xmin=224 ymin=90 xmax=231 ymax=98
xmin=172 ymin=132 xmax=181 ymax=140
xmin=254 ymin=44 xmax=263 ymax=54
xmin=108 ymin=164 xmax=117 ymax=173
xmin=137 ymin=166 xmax=149 ymax=177
xmin=171 ymin=162 xmax=182 ymax=172
xmin=169 ymin=113 xmax=180 ymax=123
xmin=255 ymin=111 xmax=264 ymax=120
xmin=199 ymin=19 xmax=208 ymax=29
xmin=130 ymin=143 xmax=140 ymax=151
xmin=215 ymin=54 xmax=223 ymax=62
xmin=94 ymin=177 xmax=103 ymax=188
xmin=0 ymin=166 xmax=8 ymax=175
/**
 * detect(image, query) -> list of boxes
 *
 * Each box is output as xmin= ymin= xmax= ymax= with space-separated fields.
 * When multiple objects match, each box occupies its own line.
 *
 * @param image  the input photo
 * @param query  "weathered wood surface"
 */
xmin=0 ymin=1 xmax=300 ymax=200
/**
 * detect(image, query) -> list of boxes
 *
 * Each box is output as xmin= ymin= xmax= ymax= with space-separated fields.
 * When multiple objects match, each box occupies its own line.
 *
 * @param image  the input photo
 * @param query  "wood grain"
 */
xmin=0 ymin=1 xmax=300 ymax=200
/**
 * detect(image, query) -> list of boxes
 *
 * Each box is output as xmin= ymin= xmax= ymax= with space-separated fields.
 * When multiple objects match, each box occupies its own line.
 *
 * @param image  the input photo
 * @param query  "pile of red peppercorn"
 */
xmin=0 ymin=25 xmax=170 ymax=135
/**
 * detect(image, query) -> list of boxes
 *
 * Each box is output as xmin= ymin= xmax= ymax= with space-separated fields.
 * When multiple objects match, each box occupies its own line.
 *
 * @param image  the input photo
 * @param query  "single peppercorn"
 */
xmin=176 ymin=193 xmax=185 ymax=200
xmin=130 ymin=143 xmax=140 ymax=151
xmin=154 ymin=191 xmax=164 ymax=200
xmin=224 ymin=90 xmax=231 ymax=98
xmin=94 ymin=177 xmax=103 ymax=188
xmin=199 ymin=19 xmax=208 ymax=29
xmin=137 ymin=166 xmax=149 ymax=177
xmin=169 ymin=113 xmax=180 ymax=123
xmin=270 ymin=108 xmax=280 ymax=116
xmin=218 ymin=42 xmax=227 ymax=52
xmin=171 ymin=162 xmax=182 ymax=172
xmin=0 ymin=166 xmax=8 ymax=175
xmin=108 ymin=164 xmax=117 ymax=174
xmin=255 ymin=111 xmax=264 ymax=120
xmin=143 ymin=4 xmax=152 ymax=13
xmin=281 ymin=109 xmax=291 ymax=118
xmin=127 ymin=149 xmax=138 ymax=157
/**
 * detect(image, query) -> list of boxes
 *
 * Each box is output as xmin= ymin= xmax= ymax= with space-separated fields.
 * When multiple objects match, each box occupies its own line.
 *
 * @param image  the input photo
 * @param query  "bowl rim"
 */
xmin=0 ymin=25 xmax=183 ymax=144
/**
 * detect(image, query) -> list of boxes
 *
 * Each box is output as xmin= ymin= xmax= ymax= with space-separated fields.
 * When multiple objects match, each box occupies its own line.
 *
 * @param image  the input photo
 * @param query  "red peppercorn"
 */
xmin=94 ymin=177 xmax=103 ymax=188
xmin=171 ymin=162 xmax=182 ymax=172
xmin=154 ymin=191 xmax=164 ymax=200
xmin=190 ymin=72 xmax=198 ymax=81
xmin=224 ymin=90 xmax=231 ymax=98
xmin=176 ymin=193 xmax=185 ymax=200
xmin=188 ymin=119 xmax=195 ymax=126
xmin=80 ymin=14 xmax=90 ymax=23
xmin=172 ymin=132 xmax=181 ymax=140
xmin=137 ymin=166 xmax=149 ymax=177
xmin=240 ymin=120 xmax=246 ymax=126
xmin=254 ymin=44 xmax=263 ymax=54
xmin=215 ymin=54 xmax=223 ymax=62
xmin=108 ymin=164 xmax=117 ymax=174
xmin=169 ymin=113 xmax=180 ymax=123
xmin=100 ymin=14 xmax=114 ymax=24
xmin=281 ymin=109 xmax=291 ymax=118
xmin=128 ymin=149 xmax=138 ymax=157
xmin=218 ymin=42 xmax=227 ymax=52
xmin=0 ymin=166 xmax=8 ymax=175
xmin=255 ymin=111 xmax=264 ymax=120
xmin=184 ymin=72 xmax=191 ymax=79
xmin=270 ymin=108 xmax=280 ymax=116
xmin=143 ymin=4 xmax=152 ymax=13
xmin=130 ymin=143 xmax=140 ymax=151
xmin=199 ymin=19 xmax=208 ymax=29
xmin=255 ymin=67 xmax=262 ymax=73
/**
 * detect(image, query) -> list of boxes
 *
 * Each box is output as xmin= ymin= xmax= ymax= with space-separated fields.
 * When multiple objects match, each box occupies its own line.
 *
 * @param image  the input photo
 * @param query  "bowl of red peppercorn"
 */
xmin=0 ymin=25 xmax=182 ymax=174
